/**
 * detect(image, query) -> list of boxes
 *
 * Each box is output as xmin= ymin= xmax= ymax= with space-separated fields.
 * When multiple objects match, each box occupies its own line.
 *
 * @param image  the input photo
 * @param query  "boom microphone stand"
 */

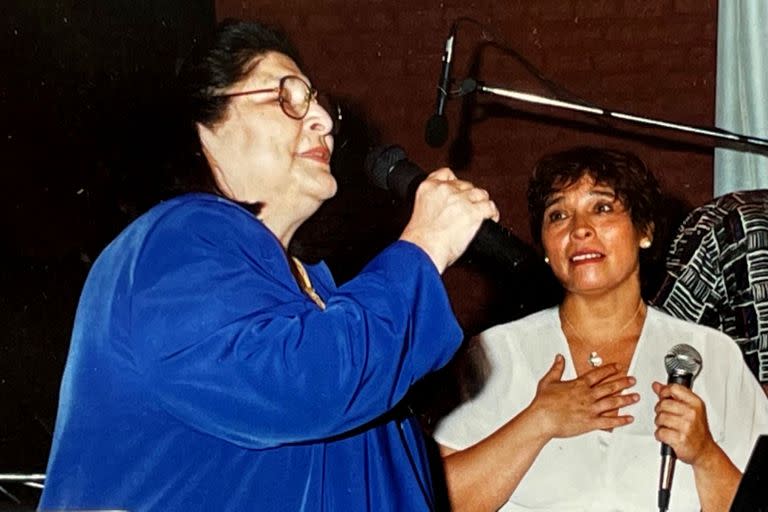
xmin=457 ymin=77 xmax=768 ymax=155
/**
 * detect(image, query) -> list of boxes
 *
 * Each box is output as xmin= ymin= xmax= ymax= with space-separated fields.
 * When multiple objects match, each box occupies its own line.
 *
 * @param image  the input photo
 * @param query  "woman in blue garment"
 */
xmin=39 ymin=19 xmax=499 ymax=511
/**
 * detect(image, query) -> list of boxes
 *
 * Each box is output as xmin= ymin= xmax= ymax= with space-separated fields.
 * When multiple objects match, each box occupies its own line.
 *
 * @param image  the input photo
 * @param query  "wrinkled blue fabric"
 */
xmin=40 ymin=193 xmax=462 ymax=511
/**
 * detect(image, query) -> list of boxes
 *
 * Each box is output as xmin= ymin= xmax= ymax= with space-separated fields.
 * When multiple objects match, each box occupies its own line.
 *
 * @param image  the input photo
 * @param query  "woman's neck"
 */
xmin=258 ymin=205 xmax=315 ymax=249
xmin=560 ymin=286 xmax=647 ymax=375
xmin=559 ymin=284 xmax=645 ymax=343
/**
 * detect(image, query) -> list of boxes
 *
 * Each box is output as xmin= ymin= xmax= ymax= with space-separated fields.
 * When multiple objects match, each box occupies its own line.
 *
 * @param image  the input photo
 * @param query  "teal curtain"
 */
xmin=714 ymin=0 xmax=768 ymax=195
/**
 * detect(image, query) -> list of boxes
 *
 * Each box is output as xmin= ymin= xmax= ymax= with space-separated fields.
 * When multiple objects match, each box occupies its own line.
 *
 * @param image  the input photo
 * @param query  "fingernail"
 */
xmin=628 ymin=377 xmax=636 ymax=385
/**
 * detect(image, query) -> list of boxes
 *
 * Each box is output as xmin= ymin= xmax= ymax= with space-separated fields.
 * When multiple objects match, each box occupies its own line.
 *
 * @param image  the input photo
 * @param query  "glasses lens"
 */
xmin=279 ymin=76 xmax=341 ymax=135
xmin=280 ymin=76 xmax=312 ymax=119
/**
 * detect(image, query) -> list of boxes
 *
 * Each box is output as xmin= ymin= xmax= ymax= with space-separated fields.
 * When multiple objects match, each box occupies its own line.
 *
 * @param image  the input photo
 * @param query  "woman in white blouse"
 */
xmin=433 ymin=147 xmax=768 ymax=512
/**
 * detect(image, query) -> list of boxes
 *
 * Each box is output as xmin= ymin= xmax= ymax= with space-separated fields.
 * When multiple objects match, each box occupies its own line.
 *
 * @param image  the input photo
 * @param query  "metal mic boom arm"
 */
xmin=458 ymin=78 xmax=768 ymax=155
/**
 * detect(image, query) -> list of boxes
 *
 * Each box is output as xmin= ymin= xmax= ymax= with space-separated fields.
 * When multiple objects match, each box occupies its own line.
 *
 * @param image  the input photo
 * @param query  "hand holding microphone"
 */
xmin=365 ymin=145 xmax=497 ymax=273
xmin=402 ymin=167 xmax=498 ymax=273
xmin=365 ymin=145 xmax=539 ymax=275
xmin=653 ymin=344 xmax=709 ymax=511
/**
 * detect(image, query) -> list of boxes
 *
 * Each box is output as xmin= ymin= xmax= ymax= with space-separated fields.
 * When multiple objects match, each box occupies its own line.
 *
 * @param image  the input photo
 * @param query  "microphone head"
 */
xmin=364 ymin=145 xmax=407 ymax=190
xmin=425 ymin=114 xmax=449 ymax=148
xmin=664 ymin=344 xmax=702 ymax=380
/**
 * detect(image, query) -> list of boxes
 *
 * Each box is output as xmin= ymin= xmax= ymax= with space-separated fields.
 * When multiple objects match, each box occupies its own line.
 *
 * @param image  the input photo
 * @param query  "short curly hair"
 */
xmin=527 ymin=146 xmax=661 ymax=246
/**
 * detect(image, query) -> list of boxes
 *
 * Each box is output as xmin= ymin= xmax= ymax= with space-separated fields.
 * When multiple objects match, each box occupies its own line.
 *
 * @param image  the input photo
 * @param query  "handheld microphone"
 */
xmin=658 ymin=343 xmax=703 ymax=512
xmin=364 ymin=145 xmax=535 ymax=272
xmin=425 ymin=24 xmax=456 ymax=148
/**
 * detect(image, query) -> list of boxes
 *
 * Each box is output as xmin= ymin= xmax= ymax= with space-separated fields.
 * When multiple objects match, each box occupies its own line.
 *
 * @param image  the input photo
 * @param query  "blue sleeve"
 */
xmin=131 ymin=201 xmax=462 ymax=448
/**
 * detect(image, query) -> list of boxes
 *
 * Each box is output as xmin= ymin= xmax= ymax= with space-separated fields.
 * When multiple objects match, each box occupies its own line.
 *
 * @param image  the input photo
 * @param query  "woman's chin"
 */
xmin=313 ymin=173 xmax=338 ymax=200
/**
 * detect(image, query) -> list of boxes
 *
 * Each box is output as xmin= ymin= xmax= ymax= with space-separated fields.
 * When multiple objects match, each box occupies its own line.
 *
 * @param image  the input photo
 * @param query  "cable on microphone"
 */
xmin=658 ymin=343 xmax=703 ymax=512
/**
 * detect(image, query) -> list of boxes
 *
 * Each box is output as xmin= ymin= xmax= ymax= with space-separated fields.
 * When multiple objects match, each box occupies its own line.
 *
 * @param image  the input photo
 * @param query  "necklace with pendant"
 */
xmin=587 ymin=351 xmax=603 ymax=368
xmin=560 ymin=300 xmax=645 ymax=368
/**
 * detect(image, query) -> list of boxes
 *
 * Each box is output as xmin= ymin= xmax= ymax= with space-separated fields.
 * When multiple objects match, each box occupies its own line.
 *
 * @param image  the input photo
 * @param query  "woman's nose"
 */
xmin=570 ymin=213 xmax=594 ymax=240
xmin=304 ymin=99 xmax=334 ymax=136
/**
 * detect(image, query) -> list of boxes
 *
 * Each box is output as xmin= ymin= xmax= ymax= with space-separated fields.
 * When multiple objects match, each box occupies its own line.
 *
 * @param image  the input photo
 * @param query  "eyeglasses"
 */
xmin=214 ymin=75 xmax=341 ymax=133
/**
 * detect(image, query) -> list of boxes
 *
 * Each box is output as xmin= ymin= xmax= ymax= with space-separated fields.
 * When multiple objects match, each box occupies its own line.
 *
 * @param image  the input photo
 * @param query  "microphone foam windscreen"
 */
xmin=364 ymin=145 xmax=407 ymax=190
xmin=425 ymin=115 xmax=448 ymax=148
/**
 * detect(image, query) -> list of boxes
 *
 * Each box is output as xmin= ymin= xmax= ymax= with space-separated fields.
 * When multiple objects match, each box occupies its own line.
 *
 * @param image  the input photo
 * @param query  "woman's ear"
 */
xmin=196 ymin=123 xmax=233 ymax=198
xmin=197 ymin=122 xmax=216 ymax=158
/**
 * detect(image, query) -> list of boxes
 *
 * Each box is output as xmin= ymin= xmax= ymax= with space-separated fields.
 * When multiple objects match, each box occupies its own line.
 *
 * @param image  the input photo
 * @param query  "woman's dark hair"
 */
xmin=526 ymin=147 xmax=665 ymax=298
xmin=528 ymin=146 xmax=670 ymax=298
xmin=162 ymin=19 xmax=301 ymax=199
xmin=527 ymin=146 xmax=662 ymax=246
xmin=180 ymin=19 xmax=301 ymax=128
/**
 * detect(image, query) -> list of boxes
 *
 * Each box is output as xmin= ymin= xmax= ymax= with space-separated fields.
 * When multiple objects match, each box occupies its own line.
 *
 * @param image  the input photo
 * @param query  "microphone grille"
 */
xmin=425 ymin=114 xmax=449 ymax=148
xmin=664 ymin=344 xmax=702 ymax=378
xmin=364 ymin=145 xmax=407 ymax=190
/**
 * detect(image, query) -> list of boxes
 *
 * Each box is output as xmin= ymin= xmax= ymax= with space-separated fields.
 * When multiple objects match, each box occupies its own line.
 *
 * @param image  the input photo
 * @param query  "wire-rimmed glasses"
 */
xmin=214 ymin=75 xmax=341 ymax=134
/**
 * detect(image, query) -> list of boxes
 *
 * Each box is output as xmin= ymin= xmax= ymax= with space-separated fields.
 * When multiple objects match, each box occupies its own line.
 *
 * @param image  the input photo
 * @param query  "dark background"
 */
xmin=1 ymin=0 xmax=216 ymax=505
xmin=2 ymin=0 xmax=719 ymax=507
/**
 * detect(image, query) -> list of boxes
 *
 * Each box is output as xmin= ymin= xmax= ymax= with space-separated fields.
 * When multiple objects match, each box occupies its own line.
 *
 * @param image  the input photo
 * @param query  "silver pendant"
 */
xmin=588 ymin=351 xmax=603 ymax=367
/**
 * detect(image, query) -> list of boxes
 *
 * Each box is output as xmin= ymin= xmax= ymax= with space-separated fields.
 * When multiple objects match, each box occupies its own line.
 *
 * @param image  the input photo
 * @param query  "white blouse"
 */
xmin=434 ymin=307 xmax=768 ymax=512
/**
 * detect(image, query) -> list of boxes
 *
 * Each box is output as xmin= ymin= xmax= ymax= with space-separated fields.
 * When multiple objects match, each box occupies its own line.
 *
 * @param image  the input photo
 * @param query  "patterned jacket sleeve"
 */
xmin=653 ymin=210 xmax=724 ymax=328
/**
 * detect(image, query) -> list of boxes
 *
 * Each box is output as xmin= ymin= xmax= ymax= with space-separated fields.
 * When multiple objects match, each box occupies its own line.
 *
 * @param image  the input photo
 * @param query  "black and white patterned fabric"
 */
xmin=653 ymin=190 xmax=768 ymax=384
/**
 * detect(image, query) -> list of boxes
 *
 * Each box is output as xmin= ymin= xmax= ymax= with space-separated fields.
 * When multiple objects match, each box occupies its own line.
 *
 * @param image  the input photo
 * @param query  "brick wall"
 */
xmin=215 ymin=0 xmax=718 ymax=333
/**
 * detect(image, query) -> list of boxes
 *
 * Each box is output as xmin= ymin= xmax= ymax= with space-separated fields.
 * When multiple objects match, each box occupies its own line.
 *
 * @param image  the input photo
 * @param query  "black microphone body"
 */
xmin=425 ymin=25 xmax=456 ymax=148
xmin=658 ymin=345 xmax=703 ymax=512
xmin=364 ymin=145 xmax=535 ymax=273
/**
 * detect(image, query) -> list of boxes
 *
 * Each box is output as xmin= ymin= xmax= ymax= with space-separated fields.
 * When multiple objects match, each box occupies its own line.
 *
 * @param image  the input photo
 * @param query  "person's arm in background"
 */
xmin=652 ymin=220 xmax=724 ymax=334
xmin=714 ymin=204 xmax=768 ymax=397
xmin=653 ymin=206 xmax=768 ymax=396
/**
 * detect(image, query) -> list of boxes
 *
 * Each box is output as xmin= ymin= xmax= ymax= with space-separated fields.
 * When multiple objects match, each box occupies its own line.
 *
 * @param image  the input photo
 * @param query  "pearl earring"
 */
xmin=640 ymin=239 xmax=651 ymax=249
xmin=544 ymin=256 xmax=550 ymax=264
